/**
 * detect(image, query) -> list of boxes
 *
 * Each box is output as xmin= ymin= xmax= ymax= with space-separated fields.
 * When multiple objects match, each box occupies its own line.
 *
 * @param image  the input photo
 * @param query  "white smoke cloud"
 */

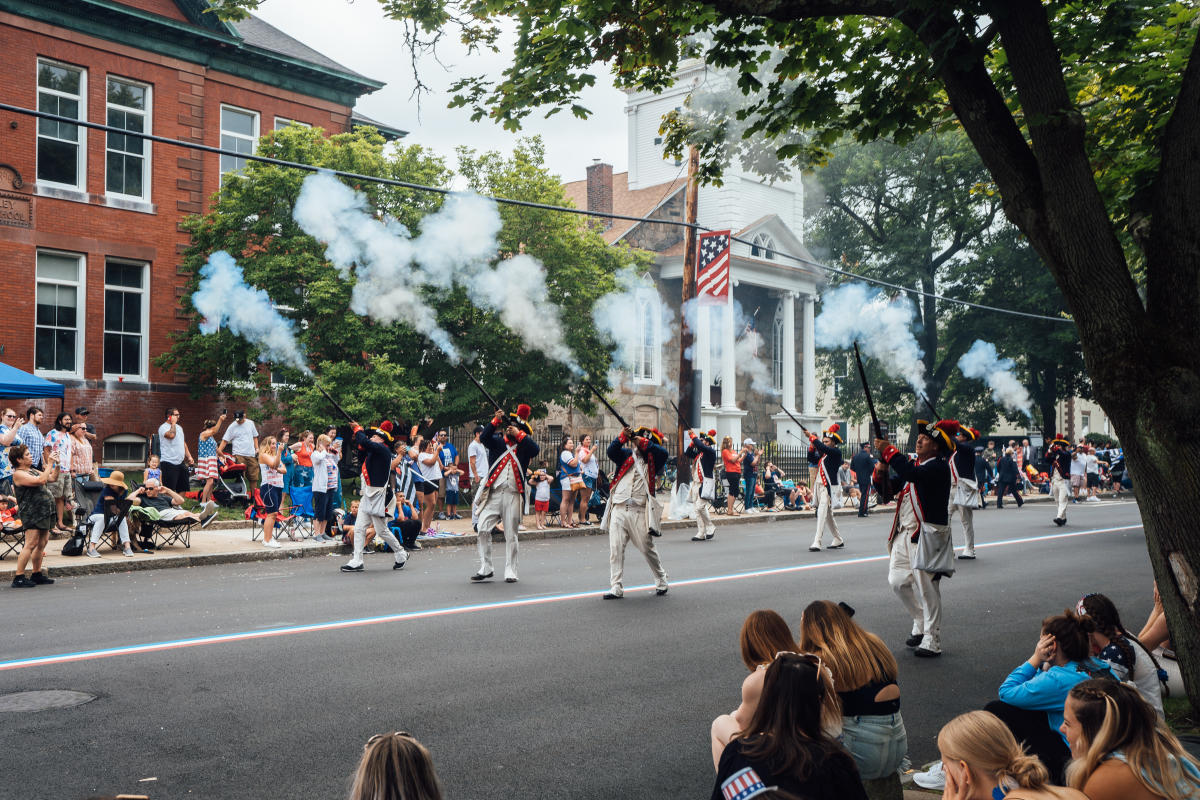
xmin=293 ymin=171 xmax=579 ymax=369
xmin=193 ymin=250 xmax=310 ymax=374
xmin=732 ymin=301 xmax=779 ymax=397
xmin=958 ymin=339 xmax=1032 ymax=418
xmin=814 ymin=283 xmax=926 ymax=393
xmin=593 ymin=267 xmax=676 ymax=380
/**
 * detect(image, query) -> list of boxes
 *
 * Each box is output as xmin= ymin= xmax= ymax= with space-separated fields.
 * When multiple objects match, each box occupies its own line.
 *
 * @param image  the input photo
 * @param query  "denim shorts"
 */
xmin=260 ymin=484 xmax=282 ymax=514
xmin=840 ymin=712 xmax=907 ymax=780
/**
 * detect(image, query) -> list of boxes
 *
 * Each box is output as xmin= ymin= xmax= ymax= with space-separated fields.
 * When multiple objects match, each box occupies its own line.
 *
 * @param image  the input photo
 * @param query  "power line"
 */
xmin=3 ymin=101 xmax=1072 ymax=324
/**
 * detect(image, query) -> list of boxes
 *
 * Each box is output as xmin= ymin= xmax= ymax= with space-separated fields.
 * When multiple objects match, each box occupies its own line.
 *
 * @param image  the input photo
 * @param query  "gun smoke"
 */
xmin=957 ymin=339 xmax=1032 ymax=418
xmin=814 ymin=283 xmax=927 ymax=393
xmin=193 ymin=250 xmax=310 ymax=374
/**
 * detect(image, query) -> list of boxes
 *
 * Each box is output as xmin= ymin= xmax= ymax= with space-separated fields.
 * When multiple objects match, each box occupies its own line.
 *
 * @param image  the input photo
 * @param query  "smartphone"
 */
xmin=222 ymin=408 xmax=228 ymax=416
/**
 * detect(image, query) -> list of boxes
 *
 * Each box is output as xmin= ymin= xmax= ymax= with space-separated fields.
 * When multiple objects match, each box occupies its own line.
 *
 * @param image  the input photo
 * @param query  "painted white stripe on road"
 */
xmin=0 ymin=523 xmax=1143 ymax=672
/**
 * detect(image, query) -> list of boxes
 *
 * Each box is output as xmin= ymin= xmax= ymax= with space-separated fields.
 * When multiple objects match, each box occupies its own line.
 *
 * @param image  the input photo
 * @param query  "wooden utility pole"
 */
xmin=677 ymin=145 xmax=700 ymax=463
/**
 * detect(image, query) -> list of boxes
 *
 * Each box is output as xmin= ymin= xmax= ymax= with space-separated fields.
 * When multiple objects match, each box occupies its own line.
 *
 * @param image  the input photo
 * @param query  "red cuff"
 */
xmin=808 ymin=433 xmax=818 ymax=442
xmin=618 ymin=432 xmax=628 ymax=443
xmin=351 ymin=424 xmax=363 ymax=433
xmin=492 ymin=415 xmax=504 ymax=427
xmin=881 ymin=444 xmax=900 ymax=461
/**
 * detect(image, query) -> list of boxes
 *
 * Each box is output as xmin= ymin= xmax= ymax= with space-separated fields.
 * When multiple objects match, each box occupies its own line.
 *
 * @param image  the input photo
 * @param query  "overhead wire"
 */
xmin=2 ymin=100 xmax=1072 ymax=324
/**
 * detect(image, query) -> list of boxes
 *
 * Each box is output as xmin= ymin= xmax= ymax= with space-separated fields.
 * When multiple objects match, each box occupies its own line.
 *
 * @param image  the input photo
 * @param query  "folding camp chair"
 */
xmin=247 ymin=488 xmax=306 ymax=542
xmin=1 ymin=524 xmax=25 ymax=559
xmin=95 ymin=497 xmax=133 ymax=553
xmin=131 ymin=505 xmax=197 ymax=549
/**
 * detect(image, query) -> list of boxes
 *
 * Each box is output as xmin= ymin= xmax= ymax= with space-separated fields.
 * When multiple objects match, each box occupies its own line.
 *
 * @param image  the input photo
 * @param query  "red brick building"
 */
xmin=0 ymin=0 xmax=397 ymax=466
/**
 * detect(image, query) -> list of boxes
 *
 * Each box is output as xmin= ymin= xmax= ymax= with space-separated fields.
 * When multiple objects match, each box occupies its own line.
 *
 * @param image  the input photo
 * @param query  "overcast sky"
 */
xmin=253 ymin=0 xmax=630 ymax=184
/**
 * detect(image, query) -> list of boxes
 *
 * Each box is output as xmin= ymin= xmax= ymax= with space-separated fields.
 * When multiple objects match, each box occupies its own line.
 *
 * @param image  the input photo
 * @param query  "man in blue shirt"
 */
xmin=16 ymin=407 xmax=45 ymax=469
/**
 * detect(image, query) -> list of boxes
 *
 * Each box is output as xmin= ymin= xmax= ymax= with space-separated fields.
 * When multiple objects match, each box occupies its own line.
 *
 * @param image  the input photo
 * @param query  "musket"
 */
xmin=668 ymin=399 xmax=691 ymax=430
xmin=584 ymin=380 xmax=631 ymax=430
xmin=919 ymin=392 xmax=939 ymax=421
xmin=458 ymin=363 xmax=504 ymax=414
xmin=777 ymin=404 xmax=812 ymax=437
xmin=853 ymin=342 xmax=884 ymax=441
xmin=314 ymin=383 xmax=354 ymax=425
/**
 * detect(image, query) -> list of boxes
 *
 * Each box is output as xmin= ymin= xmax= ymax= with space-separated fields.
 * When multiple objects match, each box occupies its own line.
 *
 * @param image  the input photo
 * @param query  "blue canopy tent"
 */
xmin=0 ymin=361 xmax=65 ymax=410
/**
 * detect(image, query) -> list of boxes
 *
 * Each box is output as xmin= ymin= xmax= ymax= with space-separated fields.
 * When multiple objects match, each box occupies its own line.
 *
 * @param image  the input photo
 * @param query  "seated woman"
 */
xmin=349 ymin=730 xmax=444 ymax=800
xmin=788 ymin=481 xmax=812 ymax=511
xmin=711 ymin=610 xmax=803 ymax=766
xmin=86 ymin=470 xmax=134 ymax=558
xmin=799 ymin=600 xmax=907 ymax=782
xmin=987 ymin=609 xmax=1113 ymax=782
xmin=1063 ymin=679 xmax=1200 ymax=800
xmin=711 ymin=652 xmax=866 ymax=800
xmin=937 ymin=710 xmax=1087 ymax=800
xmin=1077 ymin=592 xmax=1164 ymax=717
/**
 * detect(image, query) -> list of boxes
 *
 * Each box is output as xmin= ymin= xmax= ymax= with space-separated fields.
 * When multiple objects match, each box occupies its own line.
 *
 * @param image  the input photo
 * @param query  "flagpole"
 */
xmin=678 ymin=144 xmax=700 ymax=465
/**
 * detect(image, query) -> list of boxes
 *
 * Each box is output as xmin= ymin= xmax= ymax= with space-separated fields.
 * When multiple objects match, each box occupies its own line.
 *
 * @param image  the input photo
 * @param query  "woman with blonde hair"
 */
xmin=799 ymin=600 xmax=907 ymax=781
xmin=349 ymin=730 xmax=444 ymax=800
xmin=937 ymin=711 xmax=1086 ymax=799
xmin=1062 ymin=679 xmax=1200 ymax=800
xmin=257 ymin=435 xmax=287 ymax=549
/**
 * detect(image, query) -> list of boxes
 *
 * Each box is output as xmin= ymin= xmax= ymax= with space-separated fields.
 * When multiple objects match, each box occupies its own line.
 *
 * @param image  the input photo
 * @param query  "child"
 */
xmin=443 ymin=459 xmax=462 ymax=520
xmin=0 ymin=496 xmax=21 ymax=530
xmin=530 ymin=466 xmax=551 ymax=530
xmin=340 ymin=500 xmax=375 ymax=549
xmin=144 ymin=454 xmax=162 ymax=485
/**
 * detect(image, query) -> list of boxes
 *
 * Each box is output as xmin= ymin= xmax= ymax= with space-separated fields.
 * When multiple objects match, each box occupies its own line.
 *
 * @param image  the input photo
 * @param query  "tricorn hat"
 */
xmin=823 ymin=423 xmax=843 ymax=444
xmin=1050 ymin=432 xmax=1070 ymax=447
xmin=634 ymin=426 xmax=664 ymax=445
xmin=957 ymin=425 xmax=978 ymax=441
xmin=918 ymin=419 xmax=958 ymax=453
xmin=506 ymin=404 xmax=533 ymax=436
xmin=369 ymin=419 xmax=394 ymax=443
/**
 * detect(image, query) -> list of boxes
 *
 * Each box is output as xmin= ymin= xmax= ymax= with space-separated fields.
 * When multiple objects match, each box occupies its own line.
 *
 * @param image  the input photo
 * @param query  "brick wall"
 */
xmin=0 ymin=13 xmax=355 ymax=459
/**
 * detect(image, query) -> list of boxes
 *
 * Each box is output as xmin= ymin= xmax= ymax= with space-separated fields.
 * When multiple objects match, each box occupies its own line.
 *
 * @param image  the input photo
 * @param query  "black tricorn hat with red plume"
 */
xmin=918 ymin=419 xmax=959 ymax=453
xmin=506 ymin=404 xmax=533 ymax=436
xmin=823 ymin=423 xmax=843 ymax=444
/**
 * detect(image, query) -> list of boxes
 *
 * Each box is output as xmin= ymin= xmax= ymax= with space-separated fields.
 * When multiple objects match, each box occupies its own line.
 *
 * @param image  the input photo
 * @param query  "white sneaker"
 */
xmin=1086 ymin=495 xmax=1100 ymax=502
xmin=263 ymin=539 xmax=282 ymax=549
xmin=913 ymin=761 xmax=946 ymax=790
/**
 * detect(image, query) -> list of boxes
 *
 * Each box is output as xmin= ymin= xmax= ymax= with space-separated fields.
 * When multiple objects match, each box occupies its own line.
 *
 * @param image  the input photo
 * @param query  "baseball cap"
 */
xmin=743 ymin=437 xmax=755 ymax=446
xmin=74 ymin=406 xmax=90 ymax=416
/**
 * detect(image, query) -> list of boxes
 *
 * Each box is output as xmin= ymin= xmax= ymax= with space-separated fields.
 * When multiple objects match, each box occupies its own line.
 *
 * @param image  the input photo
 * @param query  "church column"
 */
xmin=781 ymin=291 xmax=796 ymax=412
xmin=721 ymin=282 xmax=737 ymax=409
xmin=696 ymin=303 xmax=712 ymax=407
xmin=802 ymin=294 xmax=816 ymax=416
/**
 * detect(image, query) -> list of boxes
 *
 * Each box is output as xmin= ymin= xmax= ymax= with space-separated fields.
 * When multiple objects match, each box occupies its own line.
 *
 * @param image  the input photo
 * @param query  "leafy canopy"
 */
xmin=159 ymin=126 xmax=641 ymax=432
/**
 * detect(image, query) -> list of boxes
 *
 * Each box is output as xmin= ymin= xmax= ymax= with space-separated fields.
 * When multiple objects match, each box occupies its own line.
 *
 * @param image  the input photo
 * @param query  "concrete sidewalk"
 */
xmin=0 ymin=489 xmax=1103 ymax=580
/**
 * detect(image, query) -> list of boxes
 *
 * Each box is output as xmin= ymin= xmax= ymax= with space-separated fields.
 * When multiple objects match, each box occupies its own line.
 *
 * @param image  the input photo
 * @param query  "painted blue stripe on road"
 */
xmin=0 ymin=523 xmax=1143 ymax=672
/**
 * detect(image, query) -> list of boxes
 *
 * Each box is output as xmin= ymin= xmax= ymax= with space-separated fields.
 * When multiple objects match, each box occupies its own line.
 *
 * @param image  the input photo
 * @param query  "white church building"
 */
xmin=555 ymin=60 xmax=826 ymax=446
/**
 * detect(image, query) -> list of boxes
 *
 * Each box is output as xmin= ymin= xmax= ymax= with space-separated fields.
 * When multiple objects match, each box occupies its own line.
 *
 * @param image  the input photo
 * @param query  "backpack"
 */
xmin=62 ymin=523 xmax=87 ymax=556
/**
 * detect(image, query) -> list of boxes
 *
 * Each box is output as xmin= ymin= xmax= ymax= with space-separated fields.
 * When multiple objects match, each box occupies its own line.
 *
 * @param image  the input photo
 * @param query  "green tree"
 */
xmin=211 ymin=0 xmax=1200 ymax=708
xmin=160 ymin=126 xmax=637 ymax=432
xmin=811 ymin=133 xmax=1088 ymax=441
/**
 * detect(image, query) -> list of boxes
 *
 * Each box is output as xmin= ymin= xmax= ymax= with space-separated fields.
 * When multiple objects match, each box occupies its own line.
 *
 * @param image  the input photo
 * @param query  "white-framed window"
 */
xmin=632 ymin=291 xmax=661 ymax=383
xmin=273 ymin=117 xmax=311 ymax=131
xmin=751 ymin=233 xmax=776 ymax=260
xmin=220 ymin=105 xmax=259 ymax=175
xmin=35 ymin=250 xmax=85 ymax=377
xmin=1081 ymin=412 xmax=1091 ymax=436
xmin=102 ymin=433 xmax=148 ymax=467
xmin=105 ymin=76 xmax=151 ymax=200
xmin=36 ymin=59 xmax=87 ymax=190
xmin=103 ymin=259 xmax=148 ymax=379
xmin=771 ymin=307 xmax=784 ymax=392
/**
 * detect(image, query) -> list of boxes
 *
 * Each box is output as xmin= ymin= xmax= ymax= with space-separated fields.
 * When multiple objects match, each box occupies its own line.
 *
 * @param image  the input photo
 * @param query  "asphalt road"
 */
xmin=0 ymin=500 xmax=1151 ymax=799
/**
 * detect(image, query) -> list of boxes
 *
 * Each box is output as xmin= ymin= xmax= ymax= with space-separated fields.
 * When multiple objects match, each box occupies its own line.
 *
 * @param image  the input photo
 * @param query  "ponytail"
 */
xmin=938 ymin=711 xmax=1051 ymax=791
xmin=997 ymin=753 xmax=1050 ymax=789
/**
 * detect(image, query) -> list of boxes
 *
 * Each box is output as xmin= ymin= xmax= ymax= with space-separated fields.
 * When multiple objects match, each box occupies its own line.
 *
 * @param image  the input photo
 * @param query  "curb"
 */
xmin=1 ymin=491 xmax=1118 ymax=580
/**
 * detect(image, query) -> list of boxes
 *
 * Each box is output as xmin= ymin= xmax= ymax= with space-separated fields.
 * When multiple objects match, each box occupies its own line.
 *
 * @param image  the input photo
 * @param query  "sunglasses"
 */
xmin=768 ymin=651 xmax=826 ymax=683
xmin=365 ymin=731 xmax=415 ymax=748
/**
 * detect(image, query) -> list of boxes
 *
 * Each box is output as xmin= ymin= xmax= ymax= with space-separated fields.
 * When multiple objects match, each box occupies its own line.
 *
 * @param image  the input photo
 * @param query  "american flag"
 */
xmin=697 ymin=230 xmax=731 ymax=302
xmin=720 ymin=767 xmax=770 ymax=800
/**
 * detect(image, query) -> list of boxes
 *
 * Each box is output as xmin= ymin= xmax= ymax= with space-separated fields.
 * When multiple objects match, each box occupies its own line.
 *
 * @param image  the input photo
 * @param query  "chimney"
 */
xmin=586 ymin=159 xmax=613 ymax=230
